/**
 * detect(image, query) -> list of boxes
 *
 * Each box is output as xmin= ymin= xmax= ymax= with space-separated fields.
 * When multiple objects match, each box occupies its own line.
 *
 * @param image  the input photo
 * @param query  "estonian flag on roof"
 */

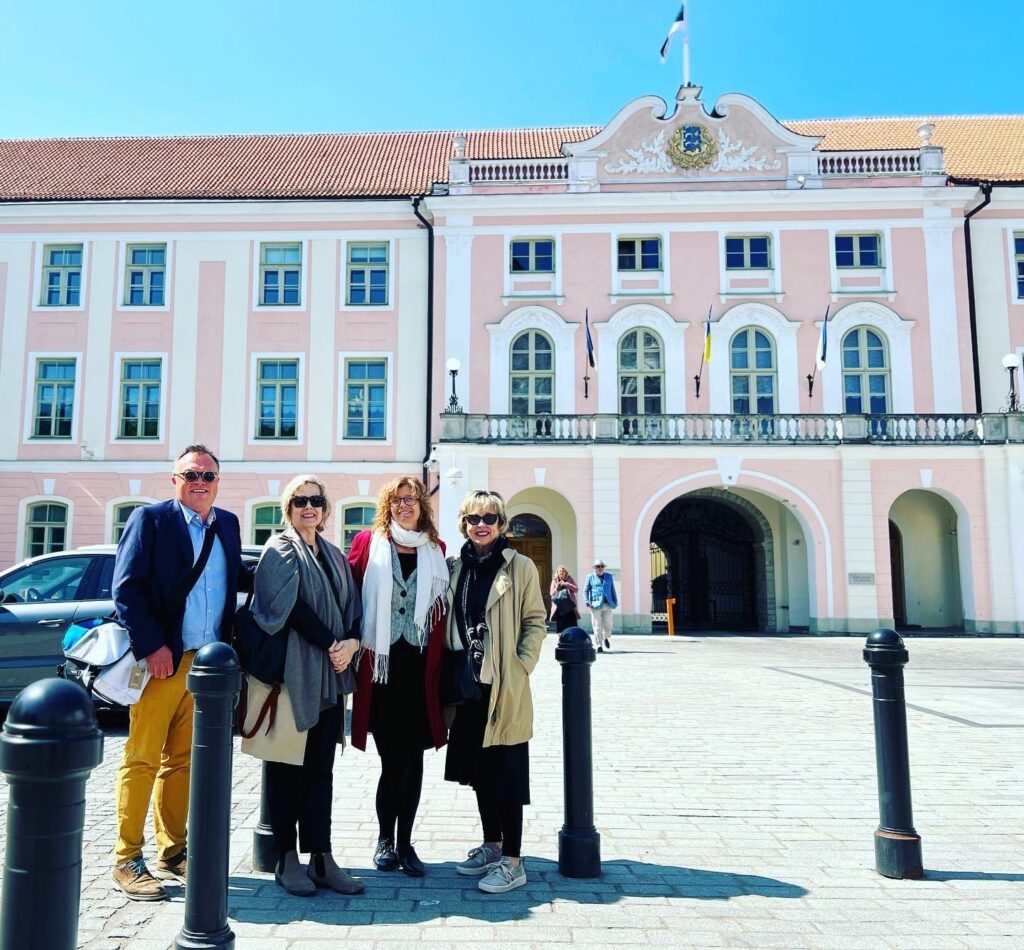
xmin=660 ymin=4 xmax=686 ymax=62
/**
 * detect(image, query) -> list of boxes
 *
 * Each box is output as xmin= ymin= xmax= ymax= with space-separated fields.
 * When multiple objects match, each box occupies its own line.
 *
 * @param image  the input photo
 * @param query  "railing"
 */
xmin=441 ymin=412 xmax=1017 ymax=445
xmin=817 ymin=150 xmax=923 ymax=176
xmin=468 ymin=158 xmax=570 ymax=184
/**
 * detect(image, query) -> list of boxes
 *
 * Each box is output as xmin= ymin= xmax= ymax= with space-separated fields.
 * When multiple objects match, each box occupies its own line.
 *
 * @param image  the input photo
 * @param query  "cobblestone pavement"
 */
xmin=2 ymin=633 xmax=1022 ymax=949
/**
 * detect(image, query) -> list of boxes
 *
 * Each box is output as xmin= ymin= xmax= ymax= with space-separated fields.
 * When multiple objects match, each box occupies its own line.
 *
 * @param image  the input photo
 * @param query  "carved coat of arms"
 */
xmin=666 ymin=124 xmax=717 ymax=170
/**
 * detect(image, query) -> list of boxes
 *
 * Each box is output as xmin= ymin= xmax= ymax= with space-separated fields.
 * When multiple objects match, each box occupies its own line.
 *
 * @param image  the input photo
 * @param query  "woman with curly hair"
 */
xmin=348 ymin=476 xmax=448 ymax=877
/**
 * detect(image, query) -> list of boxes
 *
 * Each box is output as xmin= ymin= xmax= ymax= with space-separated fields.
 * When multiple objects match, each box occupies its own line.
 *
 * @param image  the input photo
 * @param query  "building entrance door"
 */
xmin=507 ymin=514 xmax=552 ymax=616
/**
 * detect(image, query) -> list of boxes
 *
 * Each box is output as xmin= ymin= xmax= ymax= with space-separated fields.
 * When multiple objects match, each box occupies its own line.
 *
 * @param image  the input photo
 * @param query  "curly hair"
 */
xmin=371 ymin=475 xmax=440 ymax=545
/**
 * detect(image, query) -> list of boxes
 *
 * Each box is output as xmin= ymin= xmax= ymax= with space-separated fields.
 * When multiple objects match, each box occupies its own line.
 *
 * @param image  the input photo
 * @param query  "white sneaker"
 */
xmin=456 ymin=843 xmax=502 ymax=876
xmin=478 ymin=857 xmax=527 ymax=893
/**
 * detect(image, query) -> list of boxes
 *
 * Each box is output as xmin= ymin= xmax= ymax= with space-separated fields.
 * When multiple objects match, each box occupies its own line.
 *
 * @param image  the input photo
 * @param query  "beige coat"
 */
xmin=446 ymin=547 xmax=547 ymax=748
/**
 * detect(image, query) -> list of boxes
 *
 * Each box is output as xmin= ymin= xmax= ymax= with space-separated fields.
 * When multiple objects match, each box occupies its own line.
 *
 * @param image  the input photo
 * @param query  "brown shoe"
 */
xmin=308 ymin=852 xmax=364 ymax=894
xmin=112 ymin=857 xmax=167 ymax=902
xmin=152 ymin=849 xmax=187 ymax=884
xmin=275 ymin=850 xmax=316 ymax=897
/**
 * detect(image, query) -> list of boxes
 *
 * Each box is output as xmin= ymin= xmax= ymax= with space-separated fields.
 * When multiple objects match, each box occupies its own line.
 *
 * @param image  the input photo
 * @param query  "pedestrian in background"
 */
xmin=444 ymin=489 xmax=546 ymax=894
xmin=348 ymin=476 xmax=449 ymax=878
xmin=251 ymin=474 xmax=363 ymax=897
xmin=111 ymin=443 xmax=248 ymax=902
xmin=549 ymin=564 xmax=579 ymax=632
xmin=583 ymin=559 xmax=618 ymax=652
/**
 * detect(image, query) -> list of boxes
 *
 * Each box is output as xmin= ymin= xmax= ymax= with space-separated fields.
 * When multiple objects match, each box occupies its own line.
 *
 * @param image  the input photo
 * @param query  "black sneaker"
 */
xmin=373 ymin=836 xmax=399 ymax=872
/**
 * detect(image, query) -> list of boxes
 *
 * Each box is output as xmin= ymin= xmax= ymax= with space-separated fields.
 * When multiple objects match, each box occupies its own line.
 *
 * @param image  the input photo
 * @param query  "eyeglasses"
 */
xmin=174 ymin=470 xmax=219 ymax=483
xmin=390 ymin=496 xmax=419 ymax=509
xmin=465 ymin=513 xmax=499 ymax=526
xmin=292 ymin=495 xmax=326 ymax=509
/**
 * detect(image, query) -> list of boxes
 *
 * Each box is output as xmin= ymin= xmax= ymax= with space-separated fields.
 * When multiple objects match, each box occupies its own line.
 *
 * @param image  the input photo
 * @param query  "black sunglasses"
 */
xmin=465 ymin=513 xmax=499 ymax=526
xmin=175 ymin=470 xmax=218 ymax=483
xmin=292 ymin=495 xmax=326 ymax=509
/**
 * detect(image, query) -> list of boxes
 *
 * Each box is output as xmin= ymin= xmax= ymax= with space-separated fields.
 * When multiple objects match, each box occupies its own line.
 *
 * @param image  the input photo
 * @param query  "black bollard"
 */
xmin=554 ymin=626 xmax=601 ymax=877
xmin=175 ymin=642 xmax=242 ymax=950
xmin=863 ymin=629 xmax=923 ymax=879
xmin=251 ymin=761 xmax=278 ymax=872
xmin=0 ymin=678 xmax=103 ymax=950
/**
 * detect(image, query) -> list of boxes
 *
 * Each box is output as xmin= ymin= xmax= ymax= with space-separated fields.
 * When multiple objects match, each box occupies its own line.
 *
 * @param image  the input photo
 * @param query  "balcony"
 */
xmin=440 ymin=413 xmax=1024 ymax=445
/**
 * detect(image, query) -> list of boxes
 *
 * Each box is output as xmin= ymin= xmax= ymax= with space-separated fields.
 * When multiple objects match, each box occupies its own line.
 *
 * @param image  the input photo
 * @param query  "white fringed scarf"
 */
xmin=361 ymin=525 xmax=448 ymax=684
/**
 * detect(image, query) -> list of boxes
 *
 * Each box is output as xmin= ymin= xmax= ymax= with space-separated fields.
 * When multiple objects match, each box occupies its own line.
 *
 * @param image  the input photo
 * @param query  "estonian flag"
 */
xmin=703 ymin=306 xmax=712 ymax=363
xmin=816 ymin=304 xmax=830 ymax=370
xmin=660 ymin=4 xmax=686 ymax=62
xmin=585 ymin=309 xmax=596 ymax=368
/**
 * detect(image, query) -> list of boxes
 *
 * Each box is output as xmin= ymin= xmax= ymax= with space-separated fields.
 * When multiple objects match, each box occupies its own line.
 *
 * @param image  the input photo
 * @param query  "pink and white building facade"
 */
xmin=2 ymin=86 xmax=1023 ymax=634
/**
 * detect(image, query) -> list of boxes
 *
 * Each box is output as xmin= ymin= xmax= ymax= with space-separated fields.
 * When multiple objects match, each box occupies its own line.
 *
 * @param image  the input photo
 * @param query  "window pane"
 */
xmin=617 ymin=240 xmax=636 ymax=270
xmin=534 ymin=352 xmax=552 ymax=371
xmin=510 ymin=241 xmax=529 ymax=271
xmin=732 ymin=376 xmax=750 ymax=395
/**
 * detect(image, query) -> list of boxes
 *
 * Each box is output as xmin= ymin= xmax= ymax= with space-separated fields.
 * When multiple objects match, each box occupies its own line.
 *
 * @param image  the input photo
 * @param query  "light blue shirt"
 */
xmin=177 ymin=501 xmax=228 ymax=652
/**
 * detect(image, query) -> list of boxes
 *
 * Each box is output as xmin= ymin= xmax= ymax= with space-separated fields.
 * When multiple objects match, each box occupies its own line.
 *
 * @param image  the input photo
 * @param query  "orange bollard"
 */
xmin=666 ymin=598 xmax=676 ymax=637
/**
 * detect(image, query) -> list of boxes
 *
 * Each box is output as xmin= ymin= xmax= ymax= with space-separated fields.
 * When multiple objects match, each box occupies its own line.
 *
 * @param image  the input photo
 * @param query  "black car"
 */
xmin=0 ymin=544 xmax=263 ymax=704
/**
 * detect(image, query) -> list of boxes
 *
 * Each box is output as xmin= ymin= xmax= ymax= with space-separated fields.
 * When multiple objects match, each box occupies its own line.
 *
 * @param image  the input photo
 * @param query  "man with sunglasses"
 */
xmin=110 ymin=443 xmax=248 ymax=901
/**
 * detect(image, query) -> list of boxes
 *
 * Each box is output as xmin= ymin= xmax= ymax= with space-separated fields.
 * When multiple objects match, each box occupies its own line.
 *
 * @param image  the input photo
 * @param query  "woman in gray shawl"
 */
xmin=251 ymin=474 xmax=363 ymax=897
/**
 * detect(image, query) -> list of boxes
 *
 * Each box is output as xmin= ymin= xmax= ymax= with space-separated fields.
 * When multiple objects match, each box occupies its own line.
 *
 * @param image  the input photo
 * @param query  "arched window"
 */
xmin=509 ymin=330 xmax=554 ymax=415
xmin=730 ymin=329 xmax=776 ymax=414
xmin=26 ymin=502 xmax=68 ymax=557
xmin=618 ymin=329 xmax=664 ymax=418
xmin=341 ymin=504 xmax=375 ymax=552
xmin=842 ymin=327 xmax=890 ymax=414
xmin=252 ymin=503 xmax=283 ymax=546
xmin=112 ymin=502 xmax=145 ymax=543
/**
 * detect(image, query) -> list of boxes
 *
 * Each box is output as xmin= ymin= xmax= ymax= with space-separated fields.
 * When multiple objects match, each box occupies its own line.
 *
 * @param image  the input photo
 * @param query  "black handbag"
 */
xmin=233 ymin=593 xmax=288 ymax=685
xmin=440 ymin=620 xmax=485 ymax=707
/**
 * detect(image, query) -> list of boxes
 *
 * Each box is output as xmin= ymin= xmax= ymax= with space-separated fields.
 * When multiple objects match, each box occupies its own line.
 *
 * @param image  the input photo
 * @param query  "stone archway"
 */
xmin=651 ymin=488 xmax=776 ymax=632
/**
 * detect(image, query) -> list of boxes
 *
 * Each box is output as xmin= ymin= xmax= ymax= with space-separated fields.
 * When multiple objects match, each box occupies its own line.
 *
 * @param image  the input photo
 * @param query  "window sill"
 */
xmin=501 ymin=294 xmax=565 ymax=306
xmin=608 ymin=292 xmax=674 ymax=304
xmin=829 ymin=290 xmax=896 ymax=302
xmin=718 ymin=291 xmax=784 ymax=303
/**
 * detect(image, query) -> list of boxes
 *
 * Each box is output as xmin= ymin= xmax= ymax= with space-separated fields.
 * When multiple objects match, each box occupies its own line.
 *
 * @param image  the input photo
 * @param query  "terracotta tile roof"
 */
xmin=0 ymin=115 xmax=1020 ymax=201
xmin=787 ymin=115 xmax=1024 ymax=182
xmin=0 ymin=128 xmax=598 ymax=201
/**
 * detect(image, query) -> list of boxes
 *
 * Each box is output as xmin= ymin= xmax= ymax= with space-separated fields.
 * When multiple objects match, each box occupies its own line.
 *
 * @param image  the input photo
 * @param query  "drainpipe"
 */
xmin=963 ymin=182 xmax=993 ymax=412
xmin=412 ymin=196 xmax=436 ymax=489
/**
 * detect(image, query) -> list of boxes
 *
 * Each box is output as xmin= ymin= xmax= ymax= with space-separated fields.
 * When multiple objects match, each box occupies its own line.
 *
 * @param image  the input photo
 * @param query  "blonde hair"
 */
xmin=280 ymin=474 xmax=332 ymax=534
xmin=456 ymin=490 xmax=509 ymax=538
xmin=554 ymin=564 xmax=569 ymax=579
xmin=371 ymin=475 xmax=439 ymax=545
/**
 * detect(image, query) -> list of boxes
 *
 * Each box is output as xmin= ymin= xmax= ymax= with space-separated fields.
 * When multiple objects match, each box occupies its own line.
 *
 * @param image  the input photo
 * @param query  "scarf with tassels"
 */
xmin=361 ymin=525 xmax=448 ymax=684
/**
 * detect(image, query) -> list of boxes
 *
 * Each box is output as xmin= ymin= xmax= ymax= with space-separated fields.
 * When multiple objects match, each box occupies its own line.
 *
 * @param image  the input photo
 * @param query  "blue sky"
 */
xmin=2 ymin=0 xmax=1020 ymax=139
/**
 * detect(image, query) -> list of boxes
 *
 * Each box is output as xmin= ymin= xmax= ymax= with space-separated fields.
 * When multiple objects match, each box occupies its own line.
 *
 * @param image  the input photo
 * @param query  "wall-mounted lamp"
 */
xmin=446 ymin=357 xmax=462 ymax=413
xmin=796 ymin=174 xmax=807 ymax=189
xmin=1002 ymin=352 xmax=1020 ymax=412
xmin=445 ymin=467 xmax=464 ymax=489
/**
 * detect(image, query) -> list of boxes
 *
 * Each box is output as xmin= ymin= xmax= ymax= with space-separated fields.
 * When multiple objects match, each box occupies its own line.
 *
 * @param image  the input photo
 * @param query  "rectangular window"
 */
xmin=835 ymin=233 xmax=882 ymax=269
xmin=41 ymin=244 xmax=83 ymax=306
xmin=260 ymin=243 xmax=302 ymax=306
xmin=32 ymin=358 xmax=76 ymax=439
xmin=346 ymin=243 xmax=389 ymax=306
xmin=342 ymin=505 xmax=375 ymax=551
xmin=256 ymin=359 xmax=298 ymax=439
xmin=1015 ymin=234 xmax=1024 ymax=299
xmin=617 ymin=237 xmax=661 ymax=271
xmin=124 ymin=244 xmax=166 ymax=305
xmin=118 ymin=359 xmax=162 ymax=439
xmin=344 ymin=359 xmax=387 ymax=439
xmin=510 ymin=239 xmax=555 ymax=273
xmin=725 ymin=235 xmax=772 ymax=270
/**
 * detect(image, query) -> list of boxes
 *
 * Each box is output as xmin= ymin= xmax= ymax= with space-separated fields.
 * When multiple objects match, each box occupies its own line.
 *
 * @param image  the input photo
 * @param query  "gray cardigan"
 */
xmin=251 ymin=527 xmax=361 ymax=733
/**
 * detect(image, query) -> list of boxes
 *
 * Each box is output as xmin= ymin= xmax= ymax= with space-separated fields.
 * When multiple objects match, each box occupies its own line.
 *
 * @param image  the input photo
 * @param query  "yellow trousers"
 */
xmin=114 ymin=651 xmax=195 ymax=865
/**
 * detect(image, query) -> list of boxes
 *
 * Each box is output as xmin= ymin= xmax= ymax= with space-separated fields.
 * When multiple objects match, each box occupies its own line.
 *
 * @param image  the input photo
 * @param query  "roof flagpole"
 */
xmin=682 ymin=1 xmax=690 ymax=86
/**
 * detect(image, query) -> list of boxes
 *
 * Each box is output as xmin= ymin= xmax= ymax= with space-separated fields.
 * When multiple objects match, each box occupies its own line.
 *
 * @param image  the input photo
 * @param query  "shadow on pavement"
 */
xmin=924 ymin=869 xmax=1024 ymax=882
xmin=228 ymin=858 xmax=807 ymax=925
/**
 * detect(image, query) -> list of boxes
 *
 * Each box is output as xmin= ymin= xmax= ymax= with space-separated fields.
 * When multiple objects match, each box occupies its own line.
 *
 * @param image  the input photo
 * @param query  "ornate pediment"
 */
xmin=564 ymin=86 xmax=821 ymax=183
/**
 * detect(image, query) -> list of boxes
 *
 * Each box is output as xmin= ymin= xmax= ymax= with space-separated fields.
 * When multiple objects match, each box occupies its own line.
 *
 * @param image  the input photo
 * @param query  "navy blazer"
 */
xmin=113 ymin=498 xmax=246 ymax=671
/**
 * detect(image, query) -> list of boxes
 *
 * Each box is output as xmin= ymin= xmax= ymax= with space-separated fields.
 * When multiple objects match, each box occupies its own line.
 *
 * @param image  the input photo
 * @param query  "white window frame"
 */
xmin=339 ymin=501 xmax=377 ymax=552
xmin=106 ymin=496 xmax=157 ymax=544
xmin=248 ymin=498 xmax=285 ymax=546
xmin=828 ymin=227 xmax=894 ymax=299
xmin=1009 ymin=230 xmax=1024 ymax=302
xmin=23 ymin=351 xmax=82 ymax=444
xmin=110 ymin=352 xmax=167 ymax=443
xmin=34 ymin=242 xmax=88 ymax=311
xmin=117 ymin=241 xmax=171 ymax=311
xmin=718 ymin=229 xmax=782 ymax=298
xmin=502 ymin=235 xmax=563 ymax=301
xmin=609 ymin=230 xmax=671 ymax=299
xmin=341 ymin=239 xmax=394 ymax=310
xmin=252 ymin=240 xmax=308 ymax=311
xmin=247 ymin=352 xmax=306 ymax=445
xmin=17 ymin=495 xmax=75 ymax=559
xmin=337 ymin=351 xmax=392 ymax=445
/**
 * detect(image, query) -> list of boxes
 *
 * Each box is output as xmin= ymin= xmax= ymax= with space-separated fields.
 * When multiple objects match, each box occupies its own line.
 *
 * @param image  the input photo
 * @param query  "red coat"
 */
xmin=347 ymin=530 xmax=448 ymax=752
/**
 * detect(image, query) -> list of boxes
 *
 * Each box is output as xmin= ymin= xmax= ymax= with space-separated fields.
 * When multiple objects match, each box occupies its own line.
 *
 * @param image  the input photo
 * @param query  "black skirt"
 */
xmin=444 ymin=684 xmax=530 ymax=805
xmin=369 ymin=637 xmax=432 ymax=755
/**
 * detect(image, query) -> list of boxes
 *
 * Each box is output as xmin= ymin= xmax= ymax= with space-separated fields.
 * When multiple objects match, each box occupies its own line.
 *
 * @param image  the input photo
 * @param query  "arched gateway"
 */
xmin=651 ymin=489 xmax=776 ymax=632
